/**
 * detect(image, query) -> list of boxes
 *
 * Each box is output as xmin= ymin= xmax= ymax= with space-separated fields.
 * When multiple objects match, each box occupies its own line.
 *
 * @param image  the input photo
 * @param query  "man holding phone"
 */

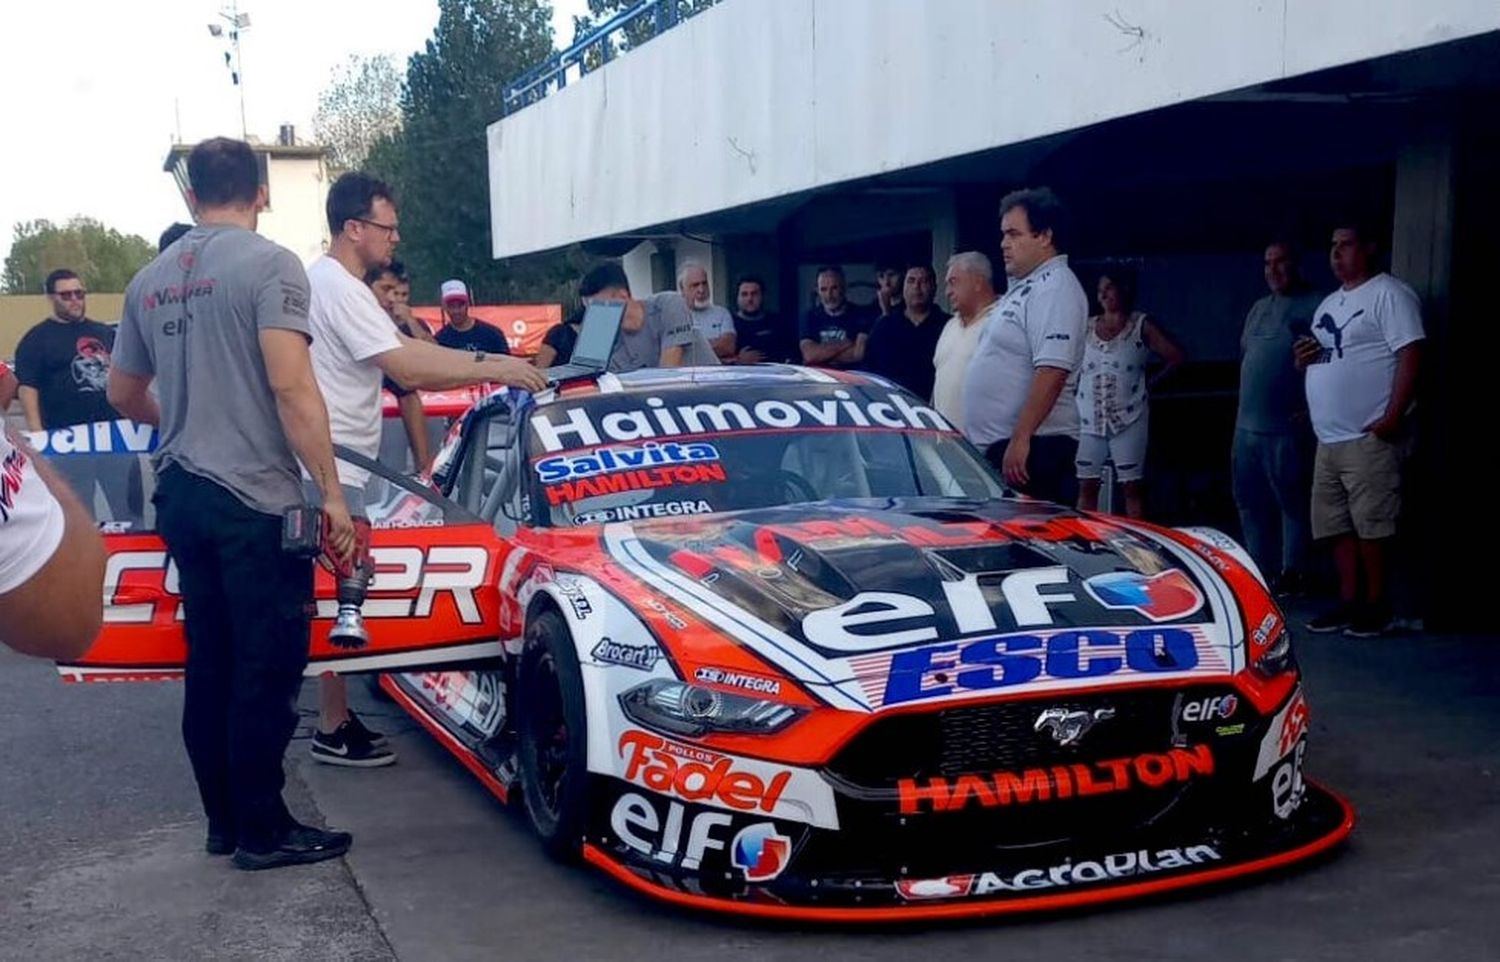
xmin=1231 ymin=241 xmax=1322 ymax=598
xmin=1294 ymin=223 xmax=1424 ymax=638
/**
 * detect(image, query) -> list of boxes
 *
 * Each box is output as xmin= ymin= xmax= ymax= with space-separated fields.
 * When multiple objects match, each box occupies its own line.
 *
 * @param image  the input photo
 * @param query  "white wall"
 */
xmin=258 ymin=155 xmax=330 ymax=266
xmin=489 ymin=0 xmax=1500 ymax=258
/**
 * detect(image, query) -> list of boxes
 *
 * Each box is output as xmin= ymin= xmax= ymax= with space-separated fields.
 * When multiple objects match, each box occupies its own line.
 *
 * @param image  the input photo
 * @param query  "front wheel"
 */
xmin=516 ymin=610 xmax=589 ymax=860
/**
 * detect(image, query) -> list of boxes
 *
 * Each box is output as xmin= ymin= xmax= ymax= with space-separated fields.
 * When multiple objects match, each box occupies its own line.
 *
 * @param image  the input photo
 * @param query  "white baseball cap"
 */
xmin=440 ymin=279 xmax=469 ymax=303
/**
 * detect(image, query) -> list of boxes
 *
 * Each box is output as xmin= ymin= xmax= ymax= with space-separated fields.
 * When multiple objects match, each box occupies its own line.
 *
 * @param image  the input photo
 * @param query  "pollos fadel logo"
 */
xmin=1083 ymin=570 xmax=1204 ymax=622
xmin=730 ymin=823 xmax=792 ymax=883
xmin=618 ymin=730 xmax=791 ymax=814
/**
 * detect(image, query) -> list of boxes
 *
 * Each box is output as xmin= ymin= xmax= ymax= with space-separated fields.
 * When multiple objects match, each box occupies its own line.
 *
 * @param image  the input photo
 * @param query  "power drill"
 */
xmin=282 ymin=505 xmax=374 ymax=649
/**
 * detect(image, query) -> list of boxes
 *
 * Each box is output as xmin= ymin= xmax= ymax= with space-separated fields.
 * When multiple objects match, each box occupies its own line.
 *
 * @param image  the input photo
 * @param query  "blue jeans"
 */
xmin=1231 ymin=428 xmax=1312 ymax=578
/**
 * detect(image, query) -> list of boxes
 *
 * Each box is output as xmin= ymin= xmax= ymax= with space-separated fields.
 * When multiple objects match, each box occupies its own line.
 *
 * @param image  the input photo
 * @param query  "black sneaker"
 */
xmin=345 ymin=710 xmax=389 ymax=749
xmin=231 ymin=824 xmax=352 ymax=871
xmin=310 ymin=721 xmax=397 ymax=767
xmin=1306 ymin=603 xmax=1357 ymax=634
xmin=1345 ymin=606 xmax=1395 ymax=638
xmin=206 ymin=824 xmax=236 ymax=856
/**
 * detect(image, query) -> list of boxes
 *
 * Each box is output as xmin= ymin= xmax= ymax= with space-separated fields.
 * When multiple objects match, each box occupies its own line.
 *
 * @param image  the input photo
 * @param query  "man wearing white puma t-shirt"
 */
xmin=1294 ymin=224 xmax=1423 ymax=638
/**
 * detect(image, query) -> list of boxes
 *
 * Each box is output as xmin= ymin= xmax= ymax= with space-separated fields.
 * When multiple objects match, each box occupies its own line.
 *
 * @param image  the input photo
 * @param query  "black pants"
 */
xmin=985 ymin=434 xmax=1080 ymax=507
xmin=154 ymin=466 xmax=312 ymax=851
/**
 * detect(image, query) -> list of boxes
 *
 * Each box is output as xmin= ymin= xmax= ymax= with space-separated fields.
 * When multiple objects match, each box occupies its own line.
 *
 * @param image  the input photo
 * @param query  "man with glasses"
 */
xmin=303 ymin=171 xmax=544 ymax=768
xmin=14 ymin=269 xmax=122 ymax=431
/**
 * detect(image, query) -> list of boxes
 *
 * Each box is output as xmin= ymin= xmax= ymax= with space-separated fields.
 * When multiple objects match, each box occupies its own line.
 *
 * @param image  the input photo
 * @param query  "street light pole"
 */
xmin=208 ymin=2 xmax=251 ymax=139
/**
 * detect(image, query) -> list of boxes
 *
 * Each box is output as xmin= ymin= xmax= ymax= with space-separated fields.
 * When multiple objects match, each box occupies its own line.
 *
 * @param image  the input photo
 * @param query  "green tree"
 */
xmin=3 ymin=218 xmax=156 ymax=294
xmin=312 ymin=54 xmax=404 ymax=172
xmin=569 ymin=0 xmax=718 ymax=53
xmin=365 ymin=0 xmax=595 ymax=306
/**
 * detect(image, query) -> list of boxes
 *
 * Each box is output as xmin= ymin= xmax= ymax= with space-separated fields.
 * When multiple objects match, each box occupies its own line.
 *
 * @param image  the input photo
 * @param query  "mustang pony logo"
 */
xmin=1034 ymin=706 xmax=1116 ymax=746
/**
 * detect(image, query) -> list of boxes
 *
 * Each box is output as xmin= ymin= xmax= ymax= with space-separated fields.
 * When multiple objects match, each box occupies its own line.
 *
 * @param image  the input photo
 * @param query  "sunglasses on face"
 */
xmin=54 ymin=290 xmax=86 ymax=301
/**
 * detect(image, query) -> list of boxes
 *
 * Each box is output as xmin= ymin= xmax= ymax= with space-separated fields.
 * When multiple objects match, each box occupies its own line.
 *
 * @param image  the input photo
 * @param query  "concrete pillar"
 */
xmin=622 ymin=240 xmax=658 ymax=297
xmin=929 ymin=190 xmax=959 ymax=279
xmin=1390 ymin=125 xmax=1455 ymax=323
xmin=1388 ymin=118 xmax=1456 ymax=628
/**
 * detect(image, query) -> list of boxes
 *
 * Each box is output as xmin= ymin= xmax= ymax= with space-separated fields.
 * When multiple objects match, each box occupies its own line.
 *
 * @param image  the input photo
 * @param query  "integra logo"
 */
xmin=535 ymin=442 xmax=720 ymax=483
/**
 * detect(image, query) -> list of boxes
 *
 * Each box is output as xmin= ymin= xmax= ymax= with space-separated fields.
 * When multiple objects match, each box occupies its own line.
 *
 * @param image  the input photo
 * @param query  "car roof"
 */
xmin=535 ymin=364 xmax=890 ymax=407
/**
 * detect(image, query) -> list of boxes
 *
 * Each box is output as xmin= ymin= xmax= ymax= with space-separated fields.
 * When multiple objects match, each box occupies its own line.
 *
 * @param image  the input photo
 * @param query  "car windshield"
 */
xmin=523 ymin=385 xmax=1005 ymax=527
xmin=32 ymin=418 xmax=459 ymax=534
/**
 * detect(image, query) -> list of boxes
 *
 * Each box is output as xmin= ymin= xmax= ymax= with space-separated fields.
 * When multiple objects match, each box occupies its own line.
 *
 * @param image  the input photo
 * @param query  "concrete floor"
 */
xmin=2 ymin=606 xmax=1497 ymax=961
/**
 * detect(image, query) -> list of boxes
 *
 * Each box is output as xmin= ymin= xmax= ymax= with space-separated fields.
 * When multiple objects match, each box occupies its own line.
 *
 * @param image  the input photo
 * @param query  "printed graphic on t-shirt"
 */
xmin=1315 ymin=309 xmax=1362 ymax=360
xmin=71 ymin=336 xmax=111 ymax=393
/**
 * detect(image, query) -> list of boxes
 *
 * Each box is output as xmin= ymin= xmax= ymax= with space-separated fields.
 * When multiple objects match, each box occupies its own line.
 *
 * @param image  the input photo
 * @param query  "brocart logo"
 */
xmin=590 ymin=637 xmax=660 ymax=670
xmin=896 ymin=844 xmax=1222 ymax=900
xmin=530 ymin=390 xmax=951 ymax=453
xmin=618 ymin=730 xmax=790 ymax=814
xmin=535 ymin=441 xmax=720 ymax=484
xmin=897 ymin=744 xmax=1214 ymax=815
xmin=609 ymin=791 xmax=792 ymax=879
xmin=1181 ymin=694 xmax=1239 ymax=723
xmin=102 ymin=546 xmax=488 ymax=625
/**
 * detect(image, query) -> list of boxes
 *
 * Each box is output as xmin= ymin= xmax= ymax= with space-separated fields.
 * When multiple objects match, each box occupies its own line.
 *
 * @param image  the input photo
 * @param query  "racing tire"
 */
xmin=516 ymin=609 xmax=590 ymax=861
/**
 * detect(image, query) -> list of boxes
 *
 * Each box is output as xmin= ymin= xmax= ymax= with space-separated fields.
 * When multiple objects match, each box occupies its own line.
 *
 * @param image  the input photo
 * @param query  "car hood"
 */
xmin=597 ymin=498 xmax=1248 ymax=711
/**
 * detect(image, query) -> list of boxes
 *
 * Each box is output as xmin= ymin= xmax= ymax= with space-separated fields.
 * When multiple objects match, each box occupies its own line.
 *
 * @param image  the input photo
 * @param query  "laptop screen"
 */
xmin=570 ymin=302 xmax=625 ymax=368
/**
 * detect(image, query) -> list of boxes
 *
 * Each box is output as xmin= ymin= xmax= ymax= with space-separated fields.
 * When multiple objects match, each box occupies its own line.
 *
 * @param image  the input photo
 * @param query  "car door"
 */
xmin=48 ymin=419 xmax=509 ymax=682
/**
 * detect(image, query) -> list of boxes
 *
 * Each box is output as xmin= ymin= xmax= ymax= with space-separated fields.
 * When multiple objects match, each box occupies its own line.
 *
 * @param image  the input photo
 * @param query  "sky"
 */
xmin=0 ymin=0 xmax=588 ymax=275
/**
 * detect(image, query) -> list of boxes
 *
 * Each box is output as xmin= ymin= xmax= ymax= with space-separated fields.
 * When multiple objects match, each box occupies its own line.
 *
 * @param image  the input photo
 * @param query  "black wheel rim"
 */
xmin=531 ymin=651 xmax=569 ymax=819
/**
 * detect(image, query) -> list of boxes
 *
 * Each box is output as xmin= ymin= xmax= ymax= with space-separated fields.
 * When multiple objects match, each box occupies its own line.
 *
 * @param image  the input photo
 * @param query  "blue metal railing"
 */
xmin=502 ymin=0 xmax=720 ymax=116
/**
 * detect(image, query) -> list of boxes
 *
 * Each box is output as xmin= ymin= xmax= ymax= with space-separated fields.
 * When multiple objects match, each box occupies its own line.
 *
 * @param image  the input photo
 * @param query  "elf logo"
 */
xmin=1180 ymin=694 xmax=1238 ymax=723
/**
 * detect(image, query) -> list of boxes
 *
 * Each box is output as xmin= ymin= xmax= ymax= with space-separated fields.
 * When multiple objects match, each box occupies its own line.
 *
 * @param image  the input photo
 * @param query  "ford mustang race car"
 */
xmin=57 ymin=365 xmax=1352 ymax=921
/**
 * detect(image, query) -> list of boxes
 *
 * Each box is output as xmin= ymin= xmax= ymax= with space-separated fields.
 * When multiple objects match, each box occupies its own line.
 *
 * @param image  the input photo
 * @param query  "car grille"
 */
xmin=814 ymin=686 xmax=1259 ymax=871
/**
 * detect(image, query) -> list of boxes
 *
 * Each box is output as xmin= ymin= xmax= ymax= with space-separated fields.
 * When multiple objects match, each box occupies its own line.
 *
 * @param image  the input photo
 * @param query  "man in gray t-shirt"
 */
xmin=106 ymin=137 xmax=354 ymax=870
xmin=114 ymin=224 xmax=315 ymax=515
xmin=609 ymin=291 xmax=696 ymax=373
xmin=1231 ymin=241 xmax=1321 ymax=594
xmin=574 ymin=262 xmax=696 ymax=374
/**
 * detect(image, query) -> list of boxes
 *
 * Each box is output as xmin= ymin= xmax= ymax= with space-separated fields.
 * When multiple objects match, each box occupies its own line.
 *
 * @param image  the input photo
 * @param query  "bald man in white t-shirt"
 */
xmin=0 ymin=429 xmax=104 ymax=659
xmin=1294 ymin=224 xmax=1423 ymax=639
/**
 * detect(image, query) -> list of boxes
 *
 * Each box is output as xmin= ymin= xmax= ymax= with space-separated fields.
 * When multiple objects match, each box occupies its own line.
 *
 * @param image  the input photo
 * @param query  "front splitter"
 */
xmin=583 ymin=782 xmax=1354 ymax=923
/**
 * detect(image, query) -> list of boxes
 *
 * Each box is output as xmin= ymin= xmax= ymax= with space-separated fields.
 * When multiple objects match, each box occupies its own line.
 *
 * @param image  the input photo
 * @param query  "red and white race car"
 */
xmin=55 ymin=365 xmax=1353 ymax=921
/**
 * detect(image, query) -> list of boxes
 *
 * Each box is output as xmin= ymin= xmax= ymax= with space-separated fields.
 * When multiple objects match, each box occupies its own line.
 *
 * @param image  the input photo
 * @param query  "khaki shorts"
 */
xmin=1310 ymin=434 xmax=1403 ymax=540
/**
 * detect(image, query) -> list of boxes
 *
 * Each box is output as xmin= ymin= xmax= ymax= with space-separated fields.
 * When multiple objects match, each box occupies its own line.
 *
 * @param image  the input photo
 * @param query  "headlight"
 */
xmin=620 ymin=679 xmax=803 ymax=737
xmin=1253 ymin=626 xmax=1297 ymax=678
